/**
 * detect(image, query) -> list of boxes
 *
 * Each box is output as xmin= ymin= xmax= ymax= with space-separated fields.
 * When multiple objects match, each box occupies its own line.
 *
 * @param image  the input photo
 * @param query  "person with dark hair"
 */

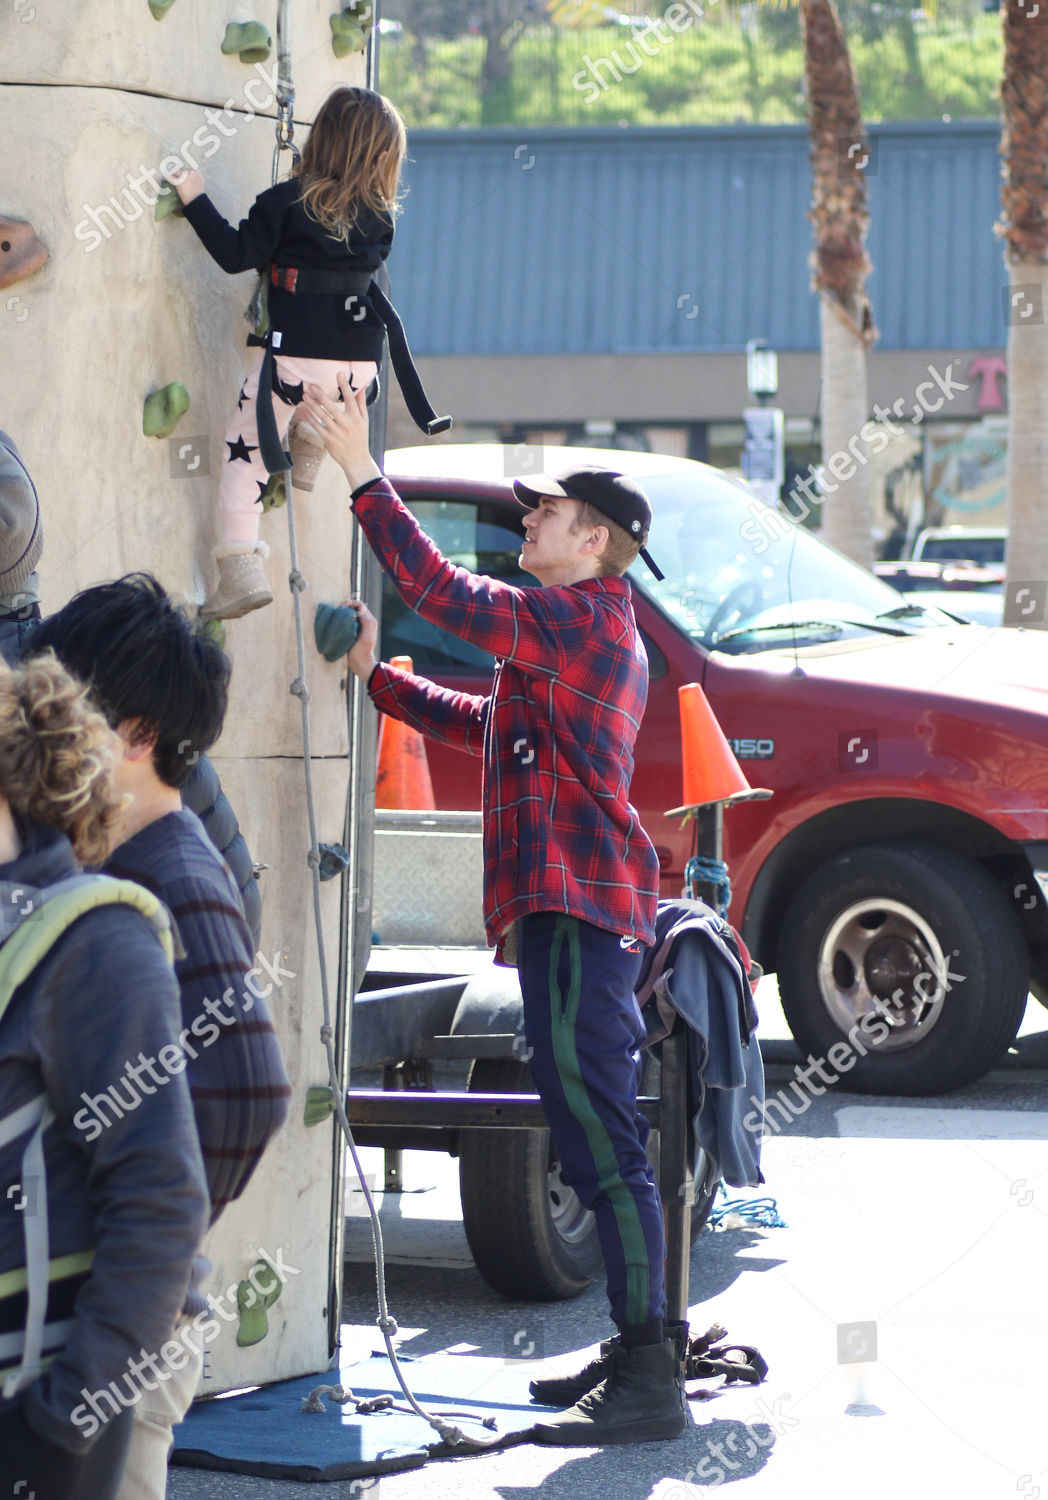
xmin=31 ymin=573 xmax=231 ymax=788
xmin=0 ymin=649 xmax=208 ymax=1499
xmin=28 ymin=576 xmax=291 ymax=1498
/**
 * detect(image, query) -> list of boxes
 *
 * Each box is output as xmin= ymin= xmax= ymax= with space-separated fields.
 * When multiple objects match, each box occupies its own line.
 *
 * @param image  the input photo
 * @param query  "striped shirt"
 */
xmin=103 ymin=810 xmax=291 ymax=1220
xmin=356 ymin=478 xmax=660 ymax=957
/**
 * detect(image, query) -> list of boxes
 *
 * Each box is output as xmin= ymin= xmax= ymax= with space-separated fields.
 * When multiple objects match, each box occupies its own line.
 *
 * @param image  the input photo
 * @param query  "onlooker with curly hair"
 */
xmin=0 ymin=650 xmax=208 ymax=1500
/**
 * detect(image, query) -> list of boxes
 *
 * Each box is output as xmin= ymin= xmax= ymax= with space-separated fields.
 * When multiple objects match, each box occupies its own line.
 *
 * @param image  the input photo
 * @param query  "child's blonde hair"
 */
xmin=295 ymin=87 xmax=407 ymax=242
xmin=0 ymin=650 xmax=122 ymax=867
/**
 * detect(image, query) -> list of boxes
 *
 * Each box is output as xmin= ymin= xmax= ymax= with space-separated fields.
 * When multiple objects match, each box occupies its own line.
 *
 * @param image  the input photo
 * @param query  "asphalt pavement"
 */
xmin=169 ymin=982 xmax=1048 ymax=1500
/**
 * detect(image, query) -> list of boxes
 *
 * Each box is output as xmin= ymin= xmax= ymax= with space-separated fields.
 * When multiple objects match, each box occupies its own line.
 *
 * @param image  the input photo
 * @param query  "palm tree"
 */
xmin=730 ymin=1 xmax=876 ymax=565
xmin=999 ymin=0 xmax=1048 ymax=629
xmin=798 ymin=0 xmax=876 ymax=567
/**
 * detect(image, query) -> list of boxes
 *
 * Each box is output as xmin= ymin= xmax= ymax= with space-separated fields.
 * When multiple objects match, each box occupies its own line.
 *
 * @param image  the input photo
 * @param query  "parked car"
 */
xmin=910 ymin=524 xmax=1006 ymax=577
xmin=873 ymin=559 xmax=1004 ymax=627
xmin=382 ymin=445 xmax=1048 ymax=1097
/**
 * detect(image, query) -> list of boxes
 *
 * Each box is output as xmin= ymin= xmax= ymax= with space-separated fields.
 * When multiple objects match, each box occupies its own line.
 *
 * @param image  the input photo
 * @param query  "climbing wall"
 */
xmin=0 ymin=1 xmax=373 ymax=1391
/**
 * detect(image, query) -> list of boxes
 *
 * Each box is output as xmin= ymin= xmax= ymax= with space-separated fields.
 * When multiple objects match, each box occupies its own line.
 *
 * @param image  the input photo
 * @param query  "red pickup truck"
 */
xmin=381 ymin=445 xmax=1048 ymax=1098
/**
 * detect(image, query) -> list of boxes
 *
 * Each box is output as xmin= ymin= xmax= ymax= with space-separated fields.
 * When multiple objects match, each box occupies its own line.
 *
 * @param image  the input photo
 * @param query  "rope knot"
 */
xmin=288 ymin=570 xmax=307 ymax=593
xmin=290 ymin=677 xmax=310 ymax=703
xmin=319 ymin=1024 xmax=333 ymax=1045
xmin=376 ymin=1315 xmax=399 ymax=1337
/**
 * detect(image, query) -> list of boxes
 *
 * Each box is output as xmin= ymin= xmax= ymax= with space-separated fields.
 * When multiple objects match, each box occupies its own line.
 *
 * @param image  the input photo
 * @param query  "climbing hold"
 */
xmin=148 ymin=0 xmax=177 ymax=16
xmin=304 ymin=1085 xmax=337 ymax=1128
xmin=199 ymin=617 xmax=226 ymax=650
xmin=259 ymin=472 xmax=286 ymax=513
xmin=313 ymin=602 xmax=360 ymax=662
xmin=143 ymin=382 xmax=190 ymax=439
xmin=154 ymin=182 xmax=184 ymax=221
xmin=330 ymin=3 xmax=373 ymax=58
xmin=0 ymin=217 xmax=48 ymax=292
xmin=235 ymin=1257 xmax=284 ymax=1347
xmin=317 ymin=842 xmax=351 ymax=881
xmin=221 ymin=19 xmax=273 ymax=64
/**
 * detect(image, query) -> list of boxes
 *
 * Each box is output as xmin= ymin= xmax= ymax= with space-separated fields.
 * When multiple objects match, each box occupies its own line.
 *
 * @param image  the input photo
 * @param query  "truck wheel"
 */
xmin=777 ymin=841 xmax=1028 ymax=1097
xmin=459 ymin=1058 xmax=601 ymax=1301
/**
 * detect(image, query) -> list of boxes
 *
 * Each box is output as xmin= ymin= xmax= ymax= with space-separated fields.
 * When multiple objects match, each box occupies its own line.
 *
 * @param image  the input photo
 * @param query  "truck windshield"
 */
xmin=631 ymin=469 xmax=946 ymax=653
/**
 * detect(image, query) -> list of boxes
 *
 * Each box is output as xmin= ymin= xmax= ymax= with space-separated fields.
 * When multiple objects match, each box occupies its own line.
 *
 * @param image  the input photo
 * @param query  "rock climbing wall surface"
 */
xmin=0 ymin=2 xmax=372 ymax=1391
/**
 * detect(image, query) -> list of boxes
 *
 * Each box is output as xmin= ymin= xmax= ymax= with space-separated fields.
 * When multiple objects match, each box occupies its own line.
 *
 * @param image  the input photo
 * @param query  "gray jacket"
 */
xmin=0 ymin=820 xmax=208 ymax=1454
xmin=636 ymin=900 xmax=764 ymax=1189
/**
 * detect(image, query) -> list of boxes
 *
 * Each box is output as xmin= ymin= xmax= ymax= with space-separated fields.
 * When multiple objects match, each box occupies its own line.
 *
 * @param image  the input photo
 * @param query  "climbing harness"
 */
xmin=254 ymin=7 xmax=450 ymax=477
xmin=0 ymin=877 xmax=174 ymax=1398
xmin=271 ymin=4 xmax=493 ymax=1452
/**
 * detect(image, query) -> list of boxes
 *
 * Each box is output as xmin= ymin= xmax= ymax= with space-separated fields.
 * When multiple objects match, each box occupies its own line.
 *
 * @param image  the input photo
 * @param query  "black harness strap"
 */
xmin=255 ymin=266 xmax=452 ymax=475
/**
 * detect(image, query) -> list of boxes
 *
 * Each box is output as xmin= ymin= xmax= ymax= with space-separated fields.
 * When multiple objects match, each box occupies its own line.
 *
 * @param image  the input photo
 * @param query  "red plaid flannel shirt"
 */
xmin=355 ymin=478 xmax=659 ymax=957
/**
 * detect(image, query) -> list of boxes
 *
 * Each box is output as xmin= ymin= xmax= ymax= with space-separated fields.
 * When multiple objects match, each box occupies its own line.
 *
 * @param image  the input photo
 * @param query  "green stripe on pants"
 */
xmin=548 ymin=914 xmax=651 ymax=1324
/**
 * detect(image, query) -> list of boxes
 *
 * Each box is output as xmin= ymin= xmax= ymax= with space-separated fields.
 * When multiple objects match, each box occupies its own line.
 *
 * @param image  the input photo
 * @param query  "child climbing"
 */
xmin=167 ymin=85 xmax=448 ymax=621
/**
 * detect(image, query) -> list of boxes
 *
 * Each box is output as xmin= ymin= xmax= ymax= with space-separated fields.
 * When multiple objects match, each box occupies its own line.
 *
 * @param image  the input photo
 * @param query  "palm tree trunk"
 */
xmin=1000 ymin=0 xmax=1048 ymax=628
xmin=800 ymin=0 xmax=876 ymax=568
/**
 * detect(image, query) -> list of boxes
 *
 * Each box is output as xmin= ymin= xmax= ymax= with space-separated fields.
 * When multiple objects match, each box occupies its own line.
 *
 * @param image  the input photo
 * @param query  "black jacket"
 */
xmin=182 ymin=179 xmax=393 ymax=361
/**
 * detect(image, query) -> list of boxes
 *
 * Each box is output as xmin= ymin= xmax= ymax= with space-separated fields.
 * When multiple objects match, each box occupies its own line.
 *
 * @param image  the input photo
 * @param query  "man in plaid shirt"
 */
xmin=303 ymin=375 xmax=687 ymax=1446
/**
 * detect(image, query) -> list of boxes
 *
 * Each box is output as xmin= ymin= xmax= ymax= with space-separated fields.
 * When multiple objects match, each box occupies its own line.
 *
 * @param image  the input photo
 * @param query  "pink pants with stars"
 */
xmin=219 ymin=349 xmax=377 ymax=546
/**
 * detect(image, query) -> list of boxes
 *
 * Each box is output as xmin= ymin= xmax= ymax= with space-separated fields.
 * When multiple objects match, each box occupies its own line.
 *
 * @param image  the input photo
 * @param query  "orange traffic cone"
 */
xmin=666 ymin=682 xmax=771 ymax=817
xmin=375 ymin=655 xmax=436 ymax=811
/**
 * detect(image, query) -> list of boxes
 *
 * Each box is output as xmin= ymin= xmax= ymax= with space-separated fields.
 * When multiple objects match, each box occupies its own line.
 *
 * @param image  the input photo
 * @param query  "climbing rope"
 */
xmin=707 ymin=1186 xmax=787 ymax=1230
xmin=273 ymin=12 xmax=499 ymax=1451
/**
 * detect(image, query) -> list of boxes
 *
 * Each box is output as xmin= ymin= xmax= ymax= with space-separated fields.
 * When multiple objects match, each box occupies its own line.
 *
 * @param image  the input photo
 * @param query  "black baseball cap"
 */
xmin=512 ymin=466 xmax=664 ymax=581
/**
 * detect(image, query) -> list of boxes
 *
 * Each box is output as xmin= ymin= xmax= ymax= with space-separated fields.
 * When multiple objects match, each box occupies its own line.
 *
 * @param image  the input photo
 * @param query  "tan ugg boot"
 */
xmin=200 ymin=542 xmax=273 ymax=621
xmin=288 ymin=419 xmax=327 ymax=492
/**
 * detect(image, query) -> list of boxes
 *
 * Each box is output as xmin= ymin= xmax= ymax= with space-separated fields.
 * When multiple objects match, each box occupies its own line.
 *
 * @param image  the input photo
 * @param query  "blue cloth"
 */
xmin=636 ymin=900 xmax=764 ymax=1190
xmin=517 ymin=911 xmax=666 ymax=1328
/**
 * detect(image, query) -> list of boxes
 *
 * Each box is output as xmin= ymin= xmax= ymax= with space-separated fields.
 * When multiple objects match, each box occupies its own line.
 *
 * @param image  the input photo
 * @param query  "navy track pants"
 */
xmin=517 ymin=911 xmax=667 ymax=1328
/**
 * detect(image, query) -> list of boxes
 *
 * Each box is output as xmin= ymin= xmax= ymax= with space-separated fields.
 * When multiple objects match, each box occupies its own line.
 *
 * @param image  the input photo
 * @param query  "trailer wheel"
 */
xmin=777 ymin=840 xmax=1028 ymax=1096
xmin=459 ymin=1058 xmax=601 ymax=1301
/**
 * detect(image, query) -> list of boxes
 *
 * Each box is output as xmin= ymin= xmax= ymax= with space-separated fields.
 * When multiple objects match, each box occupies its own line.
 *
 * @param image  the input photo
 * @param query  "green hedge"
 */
xmin=381 ymin=13 xmax=1002 ymax=129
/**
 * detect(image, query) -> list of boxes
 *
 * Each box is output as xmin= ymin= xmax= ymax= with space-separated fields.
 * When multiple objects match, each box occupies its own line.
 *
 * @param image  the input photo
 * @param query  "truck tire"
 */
xmin=459 ymin=1058 xmax=602 ymax=1301
xmin=777 ymin=840 xmax=1028 ymax=1097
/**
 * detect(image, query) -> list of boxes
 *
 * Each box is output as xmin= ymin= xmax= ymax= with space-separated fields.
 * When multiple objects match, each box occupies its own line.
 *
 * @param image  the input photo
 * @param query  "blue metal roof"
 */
xmin=388 ymin=121 xmax=1005 ymax=357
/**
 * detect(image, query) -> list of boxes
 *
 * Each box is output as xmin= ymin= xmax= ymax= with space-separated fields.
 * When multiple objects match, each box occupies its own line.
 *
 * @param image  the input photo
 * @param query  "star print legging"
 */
xmin=218 ymin=349 xmax=377 ymax=546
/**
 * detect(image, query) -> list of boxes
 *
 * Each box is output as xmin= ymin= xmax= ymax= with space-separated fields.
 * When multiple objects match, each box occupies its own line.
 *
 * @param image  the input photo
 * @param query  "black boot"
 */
xmin=532 ymin=1338 xmax=688 ymax=1445
xmin=529 ymin=1321 xmax=688 ymax=1408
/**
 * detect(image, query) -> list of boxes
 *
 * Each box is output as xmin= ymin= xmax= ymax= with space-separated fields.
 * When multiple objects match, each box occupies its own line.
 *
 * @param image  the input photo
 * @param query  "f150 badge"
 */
xmin=730 ymin=738 xmax=774 ymax=759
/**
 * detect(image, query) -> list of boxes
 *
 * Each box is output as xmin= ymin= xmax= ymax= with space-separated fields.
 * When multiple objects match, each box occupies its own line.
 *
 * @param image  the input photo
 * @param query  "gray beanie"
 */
xmin=0 ymin=431 xmax=43 ymax=594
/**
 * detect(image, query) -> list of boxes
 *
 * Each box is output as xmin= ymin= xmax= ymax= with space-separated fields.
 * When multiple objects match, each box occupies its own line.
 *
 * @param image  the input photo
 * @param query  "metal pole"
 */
xmin=659 ymin=1028 xmax=692 ymax=1326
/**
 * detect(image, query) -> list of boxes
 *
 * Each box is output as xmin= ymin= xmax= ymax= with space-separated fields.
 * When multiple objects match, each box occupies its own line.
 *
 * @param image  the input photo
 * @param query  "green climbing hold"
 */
xmin=259 ymin=472 xmax=287 ymax=513
xmin=330 ymin=5 xmax=373 ymax=58
xmin=200 ymin=617 xmax=226 ymax=650
xmin=148 ymin=0 xmax=176 ymax=17
xmin=304 ymin=1085 xmax=337 ymax=1128
xmin=313 ymin=601 xmax=360 ymax=663
xmin=221 ymin=19 xmax=272 ymax=64
xmin=154 ymin=182 xmax=184 ymax=221
xmin=143 ymin=382 xmax=190 ymax=439
xmin=318 ymin=842 xmax=351 ymax=882
xmin=235 ymin=1258 xmax=284 ymax=1347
